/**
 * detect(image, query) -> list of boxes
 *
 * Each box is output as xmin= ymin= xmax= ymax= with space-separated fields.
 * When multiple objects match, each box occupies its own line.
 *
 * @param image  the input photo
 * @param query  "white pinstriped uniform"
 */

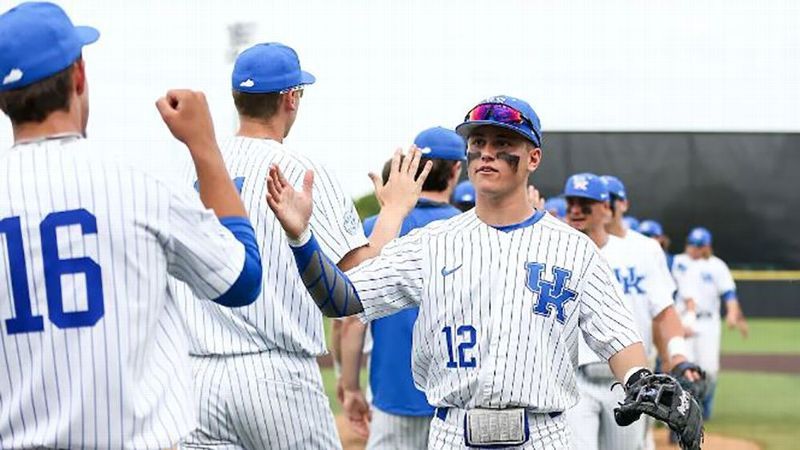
xmin=568 ymin=233 xmax=675 ymax=450
xmin=349 ymin=210 xmax=643 ymax=449
xmin=671 ymin=254 xmax=735 ymax=379
xmin=175 ymin=137 xmax=367 ymax=449
xmin=0 ymin=137 xmax=247 ymax=449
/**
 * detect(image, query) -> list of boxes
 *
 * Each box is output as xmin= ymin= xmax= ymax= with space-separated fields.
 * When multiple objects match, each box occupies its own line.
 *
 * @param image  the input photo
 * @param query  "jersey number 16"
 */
xmin=1 ymin=209 xmax=104 ymax=335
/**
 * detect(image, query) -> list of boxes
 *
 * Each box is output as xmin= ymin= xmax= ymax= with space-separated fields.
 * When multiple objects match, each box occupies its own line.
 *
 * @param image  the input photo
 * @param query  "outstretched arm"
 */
xmin=337 ymin=148 xmax=432 ymax=271
xmin=265 ymin=152 xmax=430 ymax=317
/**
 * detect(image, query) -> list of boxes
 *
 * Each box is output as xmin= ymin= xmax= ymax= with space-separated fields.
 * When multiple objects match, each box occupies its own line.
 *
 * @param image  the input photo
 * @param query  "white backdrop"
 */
xmin=2 ymin=0 xmax=798 ymax=197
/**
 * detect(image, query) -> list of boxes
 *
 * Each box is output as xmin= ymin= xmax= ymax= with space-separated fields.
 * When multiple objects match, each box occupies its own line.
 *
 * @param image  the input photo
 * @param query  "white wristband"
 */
xmin=286 ymin=226 xmax=312 ymax=247
xmin=623 ymin=366 xmax=649 ymax=385
xmin=682 ymin=310 xmax=697 ymax=330
xmin=667 ymin=336 xmax=689 ymax=360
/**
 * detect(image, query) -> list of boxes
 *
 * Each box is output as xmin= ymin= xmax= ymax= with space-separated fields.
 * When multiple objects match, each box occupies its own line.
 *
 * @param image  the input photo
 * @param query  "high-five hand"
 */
xmin=368 ymin=146 xmax=433 ymax=216
xmin=265 ymin=165 xmax=314 ymax=240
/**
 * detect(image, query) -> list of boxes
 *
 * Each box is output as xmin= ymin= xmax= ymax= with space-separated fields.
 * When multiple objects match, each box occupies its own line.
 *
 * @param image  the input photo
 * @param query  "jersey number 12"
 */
xmin=442 ymin=325 xmax=477 ymax=368
xmin=0 ymin=209 xmax=104 ymax=335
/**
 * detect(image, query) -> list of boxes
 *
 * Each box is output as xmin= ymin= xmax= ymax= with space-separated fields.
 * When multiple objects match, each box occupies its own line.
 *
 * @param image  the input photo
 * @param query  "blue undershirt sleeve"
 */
xmin=290 ymin=232 xmax=364 ymax=317
xmin=212 ymin=217 xmax=263 ymax=307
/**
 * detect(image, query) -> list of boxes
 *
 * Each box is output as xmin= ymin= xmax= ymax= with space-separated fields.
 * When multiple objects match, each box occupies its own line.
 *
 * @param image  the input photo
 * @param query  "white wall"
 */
xmin=2 ymin=0 xmax=798 ymax=197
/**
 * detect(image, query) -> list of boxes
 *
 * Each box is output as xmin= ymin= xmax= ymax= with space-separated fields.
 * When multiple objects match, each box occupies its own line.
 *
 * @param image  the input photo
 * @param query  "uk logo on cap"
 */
xmin=572 ymin=176 xmax=589 ymax=191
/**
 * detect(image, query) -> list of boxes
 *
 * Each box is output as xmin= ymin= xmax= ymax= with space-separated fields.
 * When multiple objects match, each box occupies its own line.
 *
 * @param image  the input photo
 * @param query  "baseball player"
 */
xmin=623 ymin=216 xmax=640 ymax=232
xmin=174 ymin=42 xmax=432 ymax=449
xmin=544 ymin=196 xmax=567 ymax=220
xmin=562 ymin=173 xmax=701 ymax=450
xmin=338 ymin=127 xmax=465 ymax=449
xmin=451 ymin=179 xmax=476 ymax=211
xmin=0 ymin=3 xmax=263 ymax=448
xmin=672 ymin=227 xmax=748 ymax=419
xmin=264 ymin=95 xmax=686 ymax=449
xmin=638 ymin=219 xmax=674 ymax=269
xmin=601 ymin=176 xmax=678 ymax=320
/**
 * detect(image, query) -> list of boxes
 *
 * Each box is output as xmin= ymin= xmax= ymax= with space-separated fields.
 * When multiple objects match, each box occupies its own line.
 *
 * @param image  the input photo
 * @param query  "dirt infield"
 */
xmin=721 ymin=353 xmax=800 ymax=374
xmin=335 ymin=416 xmax=761 ymax=450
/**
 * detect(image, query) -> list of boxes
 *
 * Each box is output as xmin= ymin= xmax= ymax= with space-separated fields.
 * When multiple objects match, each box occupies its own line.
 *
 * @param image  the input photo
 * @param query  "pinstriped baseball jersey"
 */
xmin=577 ymin=233 xmax=675 ymax=366
xmin=176 ymin=137 xmax=368 ymax=356
xmin=0 ymin=137 xmax=247 ymax=449
xmin=350 ymin=209 xmax=642 ymax=412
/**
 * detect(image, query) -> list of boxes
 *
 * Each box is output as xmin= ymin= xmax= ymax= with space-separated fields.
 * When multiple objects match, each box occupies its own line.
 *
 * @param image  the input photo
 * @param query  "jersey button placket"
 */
xmin=480 ymin=231 xmax=510 ymax=406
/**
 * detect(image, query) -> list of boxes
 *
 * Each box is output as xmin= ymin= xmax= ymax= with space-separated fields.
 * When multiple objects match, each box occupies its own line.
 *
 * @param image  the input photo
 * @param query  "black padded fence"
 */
xmin=526 ymin=132 xmax=800 ymax=269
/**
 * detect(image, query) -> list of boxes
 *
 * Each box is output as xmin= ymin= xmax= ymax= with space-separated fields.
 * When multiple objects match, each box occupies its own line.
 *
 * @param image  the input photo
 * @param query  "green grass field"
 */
xmin=321 ymin=318 xmax=800 ymax=448
xmin=721 ymin=318 xmax=800 ymax=354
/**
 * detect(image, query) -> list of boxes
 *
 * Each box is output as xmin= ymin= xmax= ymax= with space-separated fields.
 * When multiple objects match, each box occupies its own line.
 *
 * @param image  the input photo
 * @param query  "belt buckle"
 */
xmin=464 ymin=408 xmax=529 ymax=448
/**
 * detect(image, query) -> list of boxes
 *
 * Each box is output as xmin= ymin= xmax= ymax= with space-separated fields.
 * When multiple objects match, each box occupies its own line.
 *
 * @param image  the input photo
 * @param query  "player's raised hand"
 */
xmin=528 ymin=185 xmax=545 ymax=210
xmin=265 ymin=165 xmax=314 ymax=240
xmin=343 ymin=388 xmax=371 ymax=439
xmin=156 ymin=90 xmax=218 ymax=153
xmin=369 ymin=146 xmax=433 ymax=216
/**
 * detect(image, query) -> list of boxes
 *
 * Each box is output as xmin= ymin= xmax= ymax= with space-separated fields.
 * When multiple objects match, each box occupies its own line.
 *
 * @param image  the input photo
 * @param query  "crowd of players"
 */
xmin=336 ymin=157 xmax=747 ymax=449
xmin=0 ymin=3 xmax=744 ymax=449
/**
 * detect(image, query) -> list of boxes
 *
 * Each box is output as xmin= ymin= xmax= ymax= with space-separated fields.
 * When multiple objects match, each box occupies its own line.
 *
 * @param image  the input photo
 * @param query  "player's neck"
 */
xmin=237 ymin=117 xmax=286 ymax=143
xmin=587 ymin=228 xmax=610 ymax=248
xmin=12 ymin=112 xmax=83 ymax=144
xmin=474 ymin=188 xmax=534 ymax=226
xmin=607 ymin=218 xmax=626 ymax=238
xmin=420 ymin=190 xmax=450 ymax=204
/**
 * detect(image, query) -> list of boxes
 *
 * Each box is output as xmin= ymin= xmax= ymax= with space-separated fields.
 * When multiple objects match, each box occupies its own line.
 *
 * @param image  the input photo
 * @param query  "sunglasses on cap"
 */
xmin=465 ymin=103 xmax=539 ymax=139
xmin=279 ymin=85 xmax=305 ymax=96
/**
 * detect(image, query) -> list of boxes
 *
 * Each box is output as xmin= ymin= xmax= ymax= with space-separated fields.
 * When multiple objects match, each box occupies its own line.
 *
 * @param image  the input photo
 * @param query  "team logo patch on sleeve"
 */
xmin=344 ymin=209 xmax=360 ymax=235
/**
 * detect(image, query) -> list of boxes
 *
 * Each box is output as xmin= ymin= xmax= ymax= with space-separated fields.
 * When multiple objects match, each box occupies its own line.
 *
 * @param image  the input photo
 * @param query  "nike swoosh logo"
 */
xmin=441 ymin=264 xmax=463 ymax=277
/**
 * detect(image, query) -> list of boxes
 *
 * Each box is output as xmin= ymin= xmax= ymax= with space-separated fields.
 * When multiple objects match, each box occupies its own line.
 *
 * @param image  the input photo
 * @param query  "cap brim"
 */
xmin=75 ymin=26 xmax=100 ymax=46
xmin=300 ymin=70 xmax=315 ymax=86
xmin=455 ymin=121 xmax=538 ymax=146
xmin=564 ymin=192 xmax=607 ymax=202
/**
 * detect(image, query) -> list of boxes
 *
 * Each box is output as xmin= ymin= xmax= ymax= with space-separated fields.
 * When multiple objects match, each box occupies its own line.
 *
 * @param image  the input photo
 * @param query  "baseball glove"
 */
xmin=614 ymin=372 xmax=704 ymax=450
xmin=671 ymin=361 xmax=708 ymax=402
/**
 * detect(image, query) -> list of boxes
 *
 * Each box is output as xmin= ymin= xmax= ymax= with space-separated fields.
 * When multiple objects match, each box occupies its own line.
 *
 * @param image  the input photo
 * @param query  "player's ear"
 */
xmin=285 ymin=91 xmax=300 ymax=111
xmin=451 ymin=161 xmax=462 ymax=181
xmin=73 ymin=59 xmax=86 ymax=96
xmin=527 ymin=144 xmax=542 ymax=172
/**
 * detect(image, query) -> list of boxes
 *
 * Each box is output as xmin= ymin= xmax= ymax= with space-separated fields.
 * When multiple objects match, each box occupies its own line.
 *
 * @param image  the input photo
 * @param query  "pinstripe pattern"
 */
xmin=181 ymin=351 xmax=341 ymax=450
xmin=176 ymin=137 xmax=367 ymax=356
xmin=0 ymin=138 xmax=247 ymax=449
xmin=348 ymin=210 xmax=641 ymax=438
xmin=428 ymin=408 xmax=574 ymax=449
xmin=174 ymin=137 xmax=365 ymax=447
xmin=367 ymin=408 xmax=431 ymax=449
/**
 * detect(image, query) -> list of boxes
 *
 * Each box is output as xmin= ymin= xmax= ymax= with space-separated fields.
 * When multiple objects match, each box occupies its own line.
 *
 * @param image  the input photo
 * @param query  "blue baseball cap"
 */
xmin=452 ymin=180 xmax=475 ymax=204
xmin=623 ymin=216 xmax=640 ymax=231
xmin=563 ymin=173 xmax=609 ymax=202
xmin=687 ymin=227 xmax=712 ymax=247
xmin=232 ymin=42 xmax=316 ymax=93
xmin=638 ymin=220 xmax=663 ymax=237
xmin=544 ymin=197 xmax=567 ymax=219
xmin=0 ymin=2 xmax=99 ymax=92
xmin=455 ymin=95 xmax=542 ymax=148
xmin=414 ymin=127 xmax=466 ymax=161
xmin=600 ymin=175 xmax=627 ymax=200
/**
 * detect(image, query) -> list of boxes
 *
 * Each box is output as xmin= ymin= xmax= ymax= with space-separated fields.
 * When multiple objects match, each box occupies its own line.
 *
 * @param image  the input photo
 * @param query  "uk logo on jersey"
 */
xmin=614 ymin=267 xmax=646 ymax=294
xmin=525 ymin=262 xmax=577 ymax=324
